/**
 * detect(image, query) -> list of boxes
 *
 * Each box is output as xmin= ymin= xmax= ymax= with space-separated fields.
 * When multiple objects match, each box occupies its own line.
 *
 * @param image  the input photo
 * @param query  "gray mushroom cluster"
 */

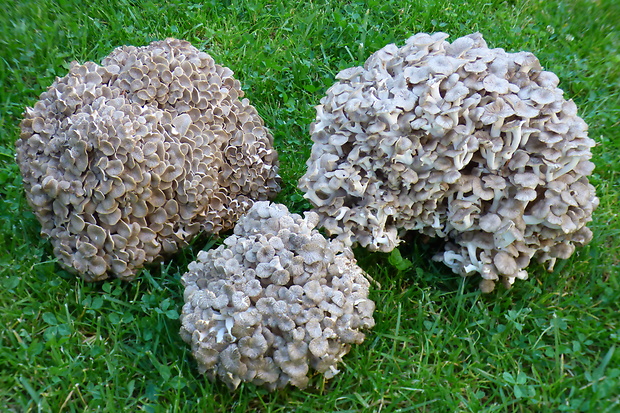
xmin=298 ymin=32 xmax=598 ymax=291
xmin=16 ymin=38 xmax=280 ymax=281
xmin=180 ymin=201 xmax=375 ymax=390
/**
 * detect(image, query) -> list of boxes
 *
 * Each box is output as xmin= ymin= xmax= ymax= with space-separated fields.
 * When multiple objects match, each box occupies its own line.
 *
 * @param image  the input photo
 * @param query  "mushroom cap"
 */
xmin=16 ymin=38 xmax=281 ymax=282
xmin=493 ymin=251 xmax=518 ymax=276
xmin=299 ymin=31 xmax=598 ymax=292
xmin=179 ymin=202 xmax=375 ymax=390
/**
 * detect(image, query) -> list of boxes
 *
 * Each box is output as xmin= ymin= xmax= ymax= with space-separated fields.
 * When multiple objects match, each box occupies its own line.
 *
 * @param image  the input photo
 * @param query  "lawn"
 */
xmin=1 ymin=0 xmax=619 ymax=411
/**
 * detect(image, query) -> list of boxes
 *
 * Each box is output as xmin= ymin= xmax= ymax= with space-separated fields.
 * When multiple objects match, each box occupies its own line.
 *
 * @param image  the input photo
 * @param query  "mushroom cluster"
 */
xmin=298 ymin=32 xmax=598 ymax=291
xmin=16 ymin=38 xmax=281 ymax=281
xmin=180 ymin=201 xmax=375 ymax=390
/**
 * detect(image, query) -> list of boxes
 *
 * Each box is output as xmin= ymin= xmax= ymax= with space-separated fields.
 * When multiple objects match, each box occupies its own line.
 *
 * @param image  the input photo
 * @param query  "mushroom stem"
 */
xmin=551 ymin=157 xmax=580 ymax=181
xmin=490 ymin=119 xmax=504 ymax=138
xmin=504 ymin=122 xmax=524 ymax=158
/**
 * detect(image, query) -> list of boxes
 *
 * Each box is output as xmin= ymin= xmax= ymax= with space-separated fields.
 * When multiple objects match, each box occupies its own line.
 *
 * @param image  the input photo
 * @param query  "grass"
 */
xmin=1 ymin=0 xmax=619 ymax=411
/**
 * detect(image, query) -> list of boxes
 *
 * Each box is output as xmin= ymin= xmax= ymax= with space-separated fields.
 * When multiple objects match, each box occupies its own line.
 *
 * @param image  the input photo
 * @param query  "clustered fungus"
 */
xmin=298 ymin=32 xmax=598 ymax=291
xmin=16 ymin=38 xmax=280 ymax=281
xmin=180 ymin=201 xmax=375 ymax=389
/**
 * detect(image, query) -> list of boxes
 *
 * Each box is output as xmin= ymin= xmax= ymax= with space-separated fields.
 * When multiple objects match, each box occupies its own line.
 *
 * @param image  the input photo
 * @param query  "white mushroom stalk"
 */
xmin=16 ymin=38 xmax=281 ymax=281
xmin=299 ymin=32 xmax=598 ymax=292
xmin=179 ymin=202 xmax=375 ymax=390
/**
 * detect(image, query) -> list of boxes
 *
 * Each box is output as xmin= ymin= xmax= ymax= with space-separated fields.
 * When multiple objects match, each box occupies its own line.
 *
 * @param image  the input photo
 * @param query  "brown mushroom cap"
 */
xmin=16 ymin=38 xmax=281 ymax=282
xmin=179 ymin=202 xmax=375 ymax=390
xmin=299 ymin=32 xmax=598 ymax=292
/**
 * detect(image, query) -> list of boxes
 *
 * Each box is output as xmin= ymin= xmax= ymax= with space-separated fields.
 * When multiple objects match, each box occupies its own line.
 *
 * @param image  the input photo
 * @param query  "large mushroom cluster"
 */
xmin=180 ymin=201 xmax=375 ymax=390
xmin=298 ymin=32 xmax=598 ymax=291
xmin=16 ymin=38 xmax=280 ymax=281
xmin=15 ymin=32 xmax=601 ymax=393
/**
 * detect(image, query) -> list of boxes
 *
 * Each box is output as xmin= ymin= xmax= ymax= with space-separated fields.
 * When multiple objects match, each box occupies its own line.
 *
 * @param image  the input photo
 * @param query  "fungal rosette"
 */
xmin=298 ymin=32 xmax=598 ymax=291
xmin=180 ymin=201 xmax=375 ymax=390
xmin=16 ymin=38 xmax=280 ymax=281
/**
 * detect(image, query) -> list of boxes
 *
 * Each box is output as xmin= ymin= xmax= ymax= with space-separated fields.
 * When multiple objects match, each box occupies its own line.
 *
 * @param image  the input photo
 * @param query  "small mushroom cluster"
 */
xmin=16 ymin=38 xmax=280 ymax=281
xmin=298 ymin=32 xmax=598 ymax=291
xmin=180 ymin=201 xmax=375 ymax=390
